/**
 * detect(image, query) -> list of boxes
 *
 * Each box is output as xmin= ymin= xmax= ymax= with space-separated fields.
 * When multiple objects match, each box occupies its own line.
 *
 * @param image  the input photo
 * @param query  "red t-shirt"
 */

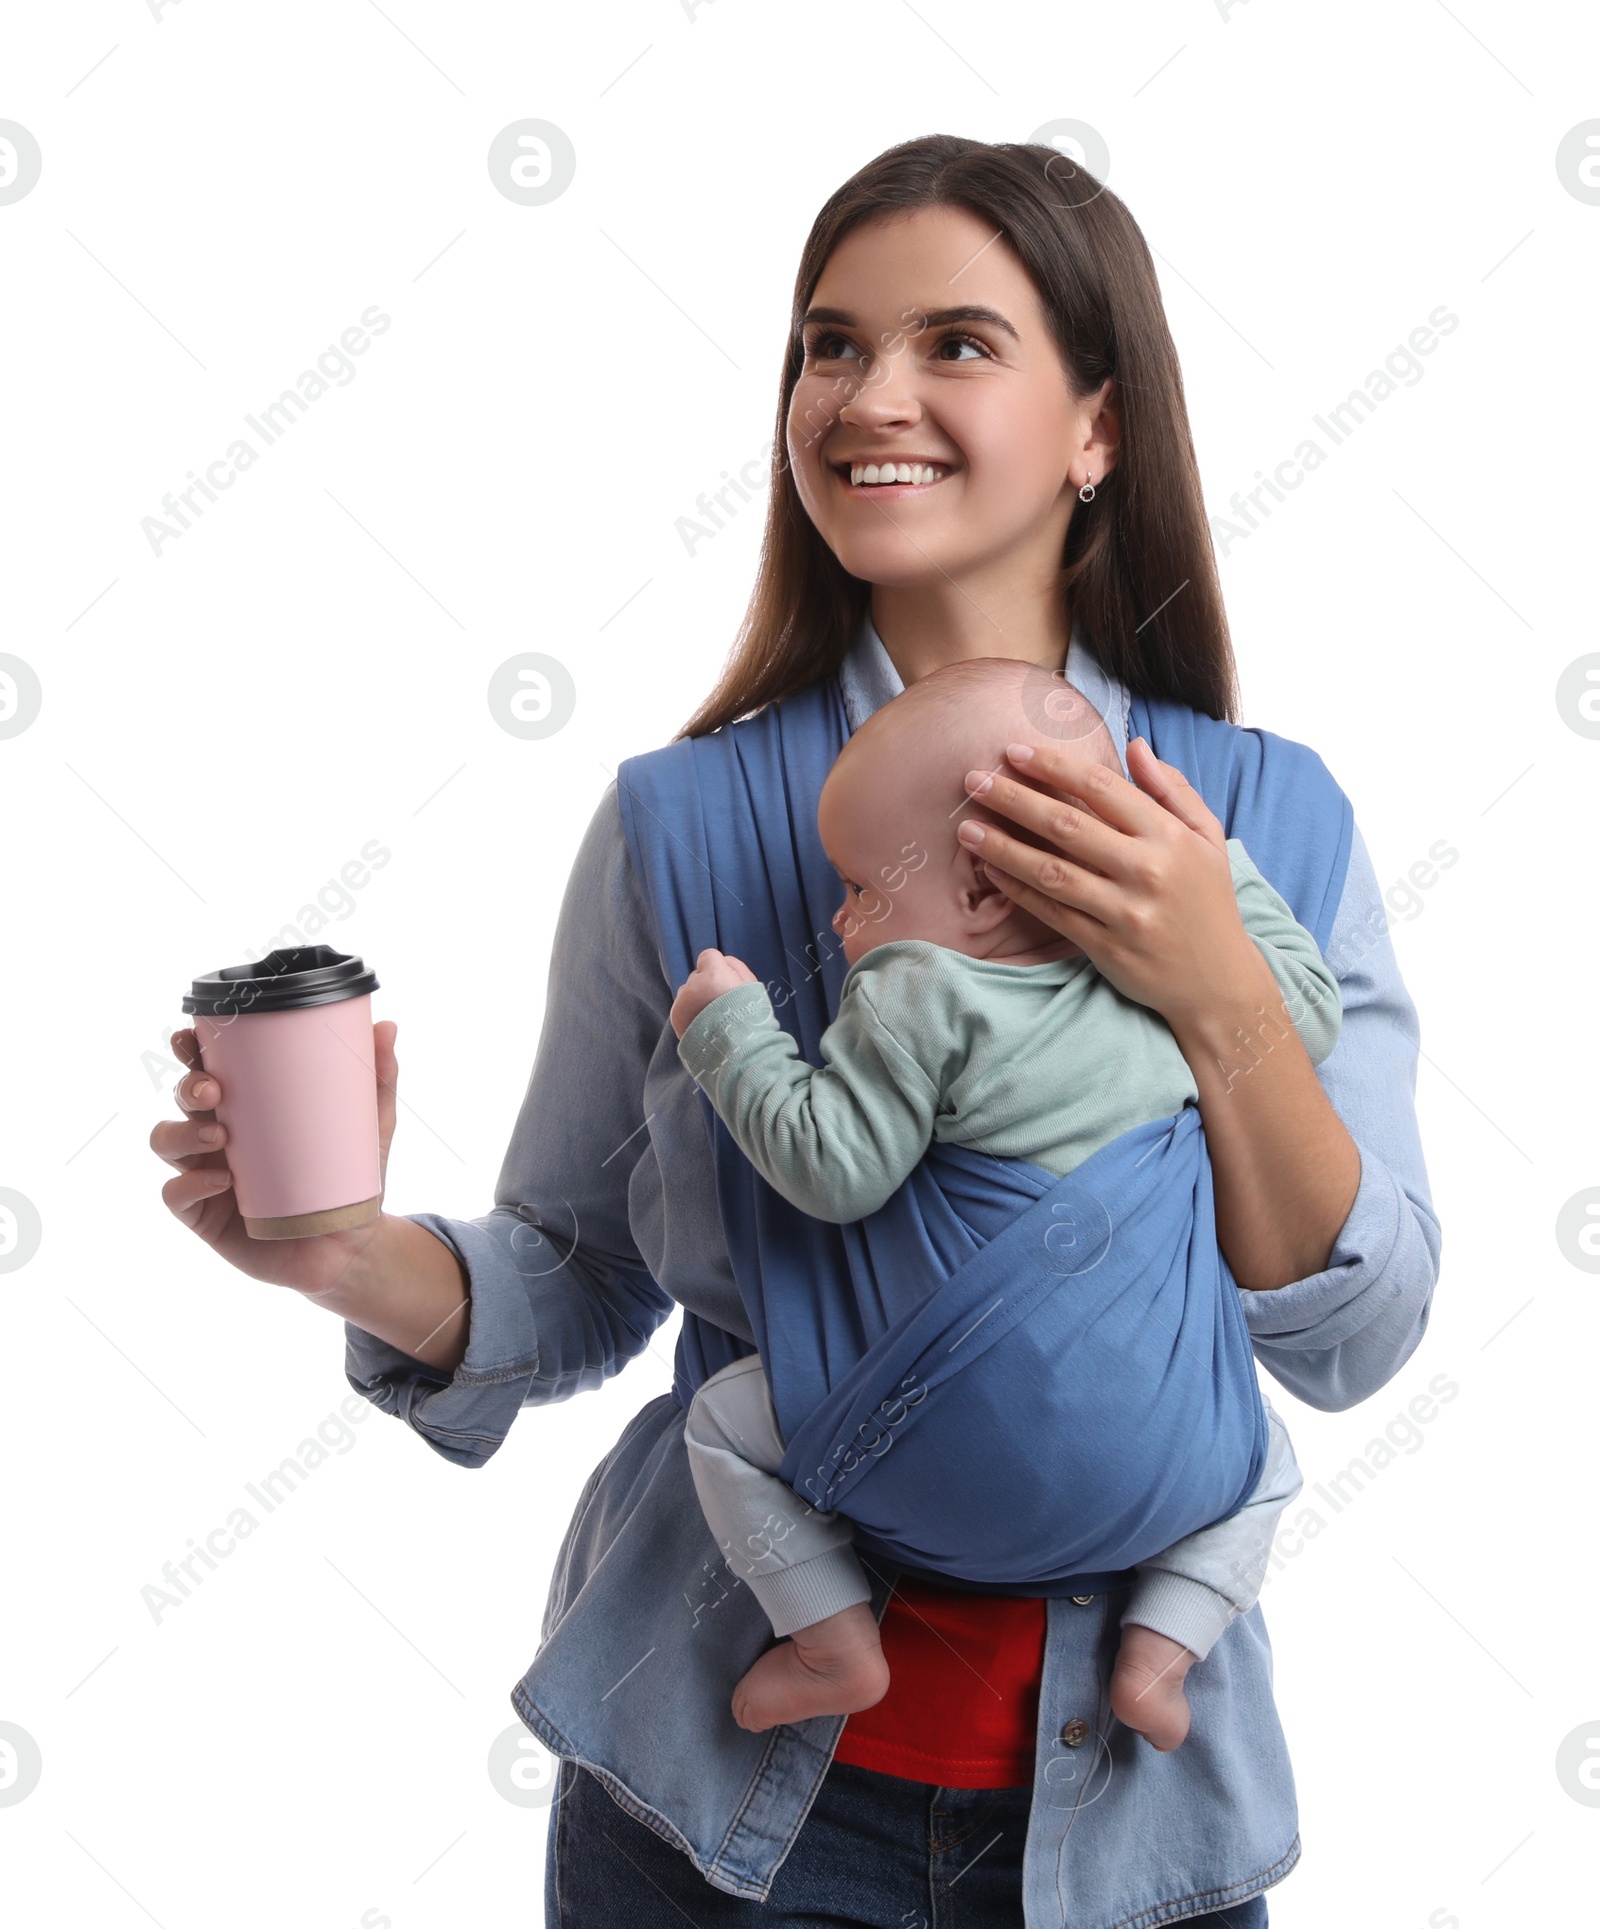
xmin=833 ymin=1576 xmax=1047 ymax=1788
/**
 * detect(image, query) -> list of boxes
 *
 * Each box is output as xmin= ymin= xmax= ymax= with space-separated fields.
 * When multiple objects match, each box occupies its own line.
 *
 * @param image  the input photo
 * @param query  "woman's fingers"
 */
xmin=976 ymin=854 xmax=1092 ymax=937
xmin=148 ymin=1113 xmax=228 ymax=1166
xmin=148 ymin=1029 xmax=229 ymax=1170
xmin=959 ymin=778 xmax=1129 ymax=912
xmin=161 ymin=1163 xmax=236 ymax=1223
xmin=1006 ymin=742 xmax=1158 ymax=832
xmin=152 ymin=1030 xmax=235 ymax=1217
xmin=965 ymin=819 xmax=1114 ymax=930
xmin=171 ymin=1027 xmax=219 ymax=1114
xmin=1125 ymin=738 xmax=1226 ymax=847
xmin=963 ymin=757 xmax=1139 ymax=879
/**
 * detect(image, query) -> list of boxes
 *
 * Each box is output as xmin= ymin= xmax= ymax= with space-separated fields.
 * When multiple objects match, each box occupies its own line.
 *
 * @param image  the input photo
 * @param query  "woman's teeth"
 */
xmin=847 ymin=462 xmax=949 ymax=487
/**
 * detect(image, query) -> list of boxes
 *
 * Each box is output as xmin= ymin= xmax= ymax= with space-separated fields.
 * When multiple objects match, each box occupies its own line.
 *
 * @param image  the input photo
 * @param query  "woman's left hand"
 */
xmin=959 ymin=737 xmax=1268 ymax=1034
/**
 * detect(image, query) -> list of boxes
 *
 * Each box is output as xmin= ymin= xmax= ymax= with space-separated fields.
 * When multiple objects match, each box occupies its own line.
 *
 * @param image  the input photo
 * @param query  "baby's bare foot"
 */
xmin=731 ymin=1602 xmax=890 ymax=1733
xmin=1110 ymin=1624 xmax=1197 ymax=1751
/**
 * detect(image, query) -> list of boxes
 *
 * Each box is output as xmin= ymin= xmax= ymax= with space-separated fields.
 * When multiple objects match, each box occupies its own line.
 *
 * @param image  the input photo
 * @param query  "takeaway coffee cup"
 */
xmin=181 ymin=946 xmax=382 ymax=1239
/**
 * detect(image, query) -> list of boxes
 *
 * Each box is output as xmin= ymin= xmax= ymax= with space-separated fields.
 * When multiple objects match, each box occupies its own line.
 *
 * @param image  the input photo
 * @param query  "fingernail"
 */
xmin=1006 ymin=742 xmax=1035 ymax=762
xmin=206 ymin=1169 xmax=232 ymax=1187
xmin=958 ymin=821 xmax=986 ymax=844
xmin=198 ymin=1124 xmax=222 ymax=1145
xmin=193 ymin=1082 xmax=214 ymax=1104
xmin=964 ymin=769 xmax=993 ymax=794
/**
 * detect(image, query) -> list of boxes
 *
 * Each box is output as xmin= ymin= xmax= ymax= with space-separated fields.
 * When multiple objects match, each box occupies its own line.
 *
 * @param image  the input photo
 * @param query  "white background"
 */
xmin=1 ymin=2 xmax=1593 ymax=1925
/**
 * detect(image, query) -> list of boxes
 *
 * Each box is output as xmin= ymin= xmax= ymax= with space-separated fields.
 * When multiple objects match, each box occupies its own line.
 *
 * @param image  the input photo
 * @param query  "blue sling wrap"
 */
xmin=616 ymin=669 xmax=1352 ymax=1595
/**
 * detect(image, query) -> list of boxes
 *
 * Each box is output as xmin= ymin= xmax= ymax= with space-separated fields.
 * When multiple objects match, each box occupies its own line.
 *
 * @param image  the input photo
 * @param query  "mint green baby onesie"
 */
xmin=678 ymin=837 xmax=1341 ymax=1224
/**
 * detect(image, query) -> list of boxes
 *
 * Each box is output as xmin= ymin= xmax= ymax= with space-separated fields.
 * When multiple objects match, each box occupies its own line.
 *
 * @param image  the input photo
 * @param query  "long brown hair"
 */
xmin=675 ymin=134 xmax=1240 ymax=742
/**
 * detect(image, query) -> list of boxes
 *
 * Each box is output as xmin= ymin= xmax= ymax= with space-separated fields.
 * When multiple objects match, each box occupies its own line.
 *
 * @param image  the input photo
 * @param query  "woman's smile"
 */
xmin=833 ymin=457 xmax=956 ymax=497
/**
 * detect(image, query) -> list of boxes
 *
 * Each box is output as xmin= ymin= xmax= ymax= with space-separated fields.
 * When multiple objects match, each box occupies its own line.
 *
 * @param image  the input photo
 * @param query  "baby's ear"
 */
xmin=960 ymin=842 xmax=1016 ymax=924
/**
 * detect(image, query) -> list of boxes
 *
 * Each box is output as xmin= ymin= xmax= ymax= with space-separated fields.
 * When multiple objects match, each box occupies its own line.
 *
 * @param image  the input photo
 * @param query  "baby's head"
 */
xmin=819 ymin=657 xmax=1123 ymax=968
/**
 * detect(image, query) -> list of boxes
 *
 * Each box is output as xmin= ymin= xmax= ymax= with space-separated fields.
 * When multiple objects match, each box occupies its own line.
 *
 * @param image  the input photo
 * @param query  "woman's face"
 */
xmin=785 ymin=203 xmax=1115 ymax=594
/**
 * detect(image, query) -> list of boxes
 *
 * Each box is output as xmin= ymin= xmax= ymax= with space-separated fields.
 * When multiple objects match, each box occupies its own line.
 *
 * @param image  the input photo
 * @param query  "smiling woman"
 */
xmin=679 ymin=148 xmax=1236 ymax=739
xmin=152 ymin=132 xmax=1439 ymax=1929
xmin=790 ymin=223 xmax=1114 ymax=618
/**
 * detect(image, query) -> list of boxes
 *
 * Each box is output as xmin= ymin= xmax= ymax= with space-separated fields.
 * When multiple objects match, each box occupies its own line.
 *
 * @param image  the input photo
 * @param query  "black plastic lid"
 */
xmin=182 ymin=946 xmax=380 ymax=1017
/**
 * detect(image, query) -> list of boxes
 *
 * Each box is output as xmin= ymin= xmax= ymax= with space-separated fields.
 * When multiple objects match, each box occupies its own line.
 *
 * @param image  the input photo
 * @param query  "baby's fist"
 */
xmin=670 ymin=948 xmax=758 ymax=1038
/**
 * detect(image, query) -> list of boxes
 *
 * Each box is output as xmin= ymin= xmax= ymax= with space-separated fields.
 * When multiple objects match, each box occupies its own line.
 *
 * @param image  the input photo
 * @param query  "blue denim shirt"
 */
xmin=345 ymin=618 xmax=1442 ymax=1926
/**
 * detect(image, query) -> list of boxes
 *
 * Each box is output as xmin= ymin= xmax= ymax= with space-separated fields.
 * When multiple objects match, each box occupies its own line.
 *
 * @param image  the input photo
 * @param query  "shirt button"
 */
xmin=1060 ymin=1718 xmax=1090 ymax=1748
xmin=1070 ymin=1594 xmax=1094 ymax=1606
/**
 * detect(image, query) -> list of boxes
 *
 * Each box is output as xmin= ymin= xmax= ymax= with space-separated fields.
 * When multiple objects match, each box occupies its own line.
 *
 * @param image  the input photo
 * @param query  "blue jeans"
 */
xmin=545 ymin=1754 xmax=1271 ymax=1926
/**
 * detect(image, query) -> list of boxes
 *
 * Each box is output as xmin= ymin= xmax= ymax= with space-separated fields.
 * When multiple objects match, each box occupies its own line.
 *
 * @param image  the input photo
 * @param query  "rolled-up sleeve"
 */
xmin=1243 ymin=818 xmax=1442 ymax=1411
xmin=344 ymin=781 xmax=676 ymax=1466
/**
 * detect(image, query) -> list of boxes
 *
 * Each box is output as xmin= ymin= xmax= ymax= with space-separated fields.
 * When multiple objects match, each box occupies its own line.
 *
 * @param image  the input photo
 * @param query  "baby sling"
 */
xmin=616 ymin=667 xmax=1352 ymax=1591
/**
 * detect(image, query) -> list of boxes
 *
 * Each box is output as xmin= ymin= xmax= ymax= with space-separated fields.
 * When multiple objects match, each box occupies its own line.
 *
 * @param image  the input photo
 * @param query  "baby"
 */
xmin=667 ymin=656 xmax=1332 ymax=1751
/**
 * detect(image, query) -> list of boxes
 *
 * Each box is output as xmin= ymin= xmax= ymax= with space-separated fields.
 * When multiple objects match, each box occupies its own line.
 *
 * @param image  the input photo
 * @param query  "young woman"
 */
xmin=152 ymin=136 xmax=1440 ymax=1925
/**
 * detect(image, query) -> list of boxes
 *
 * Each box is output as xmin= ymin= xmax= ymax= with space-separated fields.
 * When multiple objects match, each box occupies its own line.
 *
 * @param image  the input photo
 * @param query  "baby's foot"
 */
xmin=731 ymin=1601 xmax=890 ymax=1733
xmin=1110 ymin=1624 xmax=1197 ymax=1751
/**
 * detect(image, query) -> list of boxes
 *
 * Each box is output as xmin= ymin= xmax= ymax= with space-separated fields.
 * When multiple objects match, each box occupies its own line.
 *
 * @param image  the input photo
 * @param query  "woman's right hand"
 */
xmin=149 ymin=1019 xmax=401 ymax=1300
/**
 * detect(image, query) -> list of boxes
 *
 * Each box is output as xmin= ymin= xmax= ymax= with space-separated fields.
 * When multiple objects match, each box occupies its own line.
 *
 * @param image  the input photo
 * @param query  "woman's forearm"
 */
xmin=307 ymin=1212 xmax=473 ymax=1373
xmin=1168 ymin=942 xmax=1362 ymax=1290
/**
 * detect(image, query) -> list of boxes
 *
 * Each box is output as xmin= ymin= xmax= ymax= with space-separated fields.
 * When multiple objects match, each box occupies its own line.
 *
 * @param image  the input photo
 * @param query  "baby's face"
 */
xmin=824 ymin=825 xmax=944 ymax=967
xmin=819 ymin=681 xmax=1121 ymax=969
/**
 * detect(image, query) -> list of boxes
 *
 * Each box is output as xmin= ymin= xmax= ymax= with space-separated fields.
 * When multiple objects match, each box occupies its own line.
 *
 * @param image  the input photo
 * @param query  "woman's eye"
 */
xmin=806 ymin=332 xmax=862 ymax=362
xmin=935 ymin=332 xmax=989 ymax=362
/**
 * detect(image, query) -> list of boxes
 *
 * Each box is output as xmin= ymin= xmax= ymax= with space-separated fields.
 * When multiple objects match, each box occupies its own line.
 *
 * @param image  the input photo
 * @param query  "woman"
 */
xmin=152 ymin=137 xmax=1440 ymax=1925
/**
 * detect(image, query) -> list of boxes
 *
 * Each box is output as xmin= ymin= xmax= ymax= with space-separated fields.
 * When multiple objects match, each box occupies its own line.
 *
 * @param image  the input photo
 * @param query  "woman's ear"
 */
xmin=1083 ymin=374 xmax=1120 ymax=478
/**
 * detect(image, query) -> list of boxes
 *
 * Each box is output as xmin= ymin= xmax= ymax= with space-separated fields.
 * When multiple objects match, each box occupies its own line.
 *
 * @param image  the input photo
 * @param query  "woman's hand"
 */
xmin=959 ymin=737 xmax=1269 ymax=1033
xmin=671 ymin=949 xmax=758 ymax=1040
xmin=149 ymin=1020 xmax=401 ymax=1299
xmin=963 ymin=735 xmax=1363 ymax=1289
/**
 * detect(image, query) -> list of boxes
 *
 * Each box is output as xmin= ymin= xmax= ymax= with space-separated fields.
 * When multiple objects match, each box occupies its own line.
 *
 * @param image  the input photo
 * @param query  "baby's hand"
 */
xmin=670 ymin=948 xmax=759 ymax=1039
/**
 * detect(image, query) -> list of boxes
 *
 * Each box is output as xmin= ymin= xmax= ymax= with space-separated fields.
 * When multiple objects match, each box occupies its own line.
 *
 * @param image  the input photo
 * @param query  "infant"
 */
xmin=667 ymin=656 xmax=1333 ymax=1751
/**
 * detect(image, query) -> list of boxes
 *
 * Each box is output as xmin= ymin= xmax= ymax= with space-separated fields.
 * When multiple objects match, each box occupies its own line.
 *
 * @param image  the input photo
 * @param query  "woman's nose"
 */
xmin=837 ymin=359 xmax=920 ymax=430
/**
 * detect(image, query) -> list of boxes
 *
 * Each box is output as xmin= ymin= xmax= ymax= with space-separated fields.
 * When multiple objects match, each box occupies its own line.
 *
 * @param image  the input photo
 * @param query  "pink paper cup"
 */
xmin=181 ymin=947 xmax=383 ymax=1239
